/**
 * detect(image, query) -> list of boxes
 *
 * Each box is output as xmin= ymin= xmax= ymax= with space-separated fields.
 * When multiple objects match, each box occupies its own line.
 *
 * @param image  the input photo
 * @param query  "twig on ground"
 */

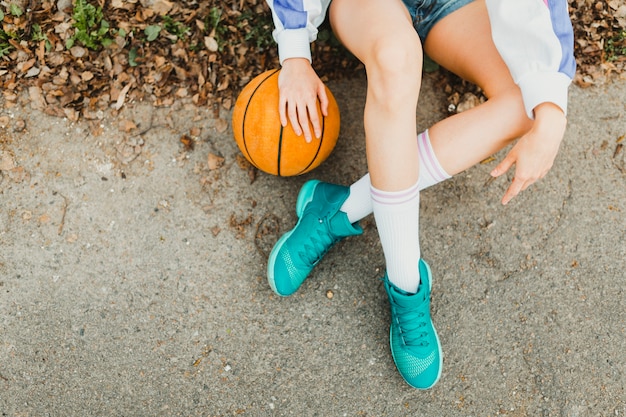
xmin=58 ymin=193 xmax=69 ymax=236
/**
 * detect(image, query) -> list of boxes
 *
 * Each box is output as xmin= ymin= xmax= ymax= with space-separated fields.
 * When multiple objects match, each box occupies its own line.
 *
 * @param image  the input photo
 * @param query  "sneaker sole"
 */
xmin=267 ymin=180 xmax=321 ymax=296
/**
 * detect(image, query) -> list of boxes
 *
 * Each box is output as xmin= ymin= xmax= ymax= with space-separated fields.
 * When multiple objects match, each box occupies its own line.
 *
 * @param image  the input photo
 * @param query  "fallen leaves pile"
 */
xmin=0 ymin=0 xmax=360 ymax=121
xmin=570 ymin=0 xmax=626 ymax=86
xmin=0 ymin=0 xmax=624 ymax=121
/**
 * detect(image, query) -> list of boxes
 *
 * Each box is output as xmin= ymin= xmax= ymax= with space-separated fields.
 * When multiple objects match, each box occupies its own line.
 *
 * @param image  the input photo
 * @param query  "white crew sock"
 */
xmin=371 ymin=181 xmax=421 ymax=294
xmin=340 ymin=174 xmax=373 ymax=224
xmin=340 ymin=130 xmax=451 ymax=224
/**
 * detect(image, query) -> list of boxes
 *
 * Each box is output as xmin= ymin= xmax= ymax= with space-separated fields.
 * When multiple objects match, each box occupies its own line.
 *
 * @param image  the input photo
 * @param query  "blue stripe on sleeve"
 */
xmin=547 ymin=0 xmax=576 ymax=78
xmin=274 ymin=0 xmax=309 ymax=29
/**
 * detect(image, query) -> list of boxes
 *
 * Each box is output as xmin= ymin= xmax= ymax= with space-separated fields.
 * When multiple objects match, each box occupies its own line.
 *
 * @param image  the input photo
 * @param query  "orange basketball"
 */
xmin=232 ymin=69 xmax=340 ymax=176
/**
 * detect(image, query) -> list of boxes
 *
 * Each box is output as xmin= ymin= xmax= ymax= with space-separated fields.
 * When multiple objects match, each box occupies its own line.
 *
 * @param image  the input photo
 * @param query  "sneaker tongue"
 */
xmin=328 ymin=211 xmax=363 ymax=238
xmin=390 ymin=282 xmax=426 ymax=307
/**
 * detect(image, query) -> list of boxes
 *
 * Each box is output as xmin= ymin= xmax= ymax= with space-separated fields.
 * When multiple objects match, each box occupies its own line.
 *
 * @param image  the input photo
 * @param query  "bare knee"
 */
xmin=365 ymin=35 xmax=422 ymax=108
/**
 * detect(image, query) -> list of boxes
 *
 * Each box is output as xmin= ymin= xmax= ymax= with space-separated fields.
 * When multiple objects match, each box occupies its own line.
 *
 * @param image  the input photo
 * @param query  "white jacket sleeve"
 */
xmin=486 ymin=0 xmax=576 ymax=118
xmin=266 ymin=0 xmax=332 ymax=65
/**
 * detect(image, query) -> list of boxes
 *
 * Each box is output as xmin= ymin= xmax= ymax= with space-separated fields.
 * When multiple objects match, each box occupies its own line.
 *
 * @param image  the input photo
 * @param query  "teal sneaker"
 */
xmin=268 ymin=180 xmax=363 ymax=296
xmin=384 ymin=259 xmax=442 ymax=389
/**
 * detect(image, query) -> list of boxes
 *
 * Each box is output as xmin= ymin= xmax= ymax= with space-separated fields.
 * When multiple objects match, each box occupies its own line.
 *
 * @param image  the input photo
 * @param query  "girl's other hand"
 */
xmin=278 ymin=58 xmax=329 ymax=143
xmin=490 ymin=102 xmax=567 ymax=205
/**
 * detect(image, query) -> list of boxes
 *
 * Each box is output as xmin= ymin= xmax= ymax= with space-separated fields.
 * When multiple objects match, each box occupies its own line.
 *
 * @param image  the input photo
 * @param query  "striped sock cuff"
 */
xmin=417 ymin=130 xmax=451 ymax=189
xmin=370 ymin=180 xmax=420 ymax=207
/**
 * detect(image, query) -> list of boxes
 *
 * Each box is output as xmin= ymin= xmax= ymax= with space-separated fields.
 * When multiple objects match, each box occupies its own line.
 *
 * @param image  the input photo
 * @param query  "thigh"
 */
xmin=424 ymin=0 xmax=516 ymax=98
xmin=329 ymin=0 xmax=420 ymax=65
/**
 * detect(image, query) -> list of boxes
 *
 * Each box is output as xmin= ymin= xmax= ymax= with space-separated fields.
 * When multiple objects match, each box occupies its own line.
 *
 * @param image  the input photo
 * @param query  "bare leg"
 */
xmin=329 ymin=1 xmax=443 ymax=390
xmin=338 ymin=0 xmax=534 ymax=221
xmin=329 ymin=0 xmax=422 ymax=191
xmin=335 ymin=0 xmax=534 ymax=225
xmin=424 ymin=0 xmax=533 ymax=175
xmin=330 ymin=0 xmax=426 ymax=292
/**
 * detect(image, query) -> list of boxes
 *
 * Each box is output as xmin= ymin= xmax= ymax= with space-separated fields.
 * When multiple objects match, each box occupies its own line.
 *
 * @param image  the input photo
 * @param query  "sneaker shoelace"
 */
xmin=297 ymin=217 xmax=338 ymax=266
xmin=393 ymin=301 xmax=430 ymax=349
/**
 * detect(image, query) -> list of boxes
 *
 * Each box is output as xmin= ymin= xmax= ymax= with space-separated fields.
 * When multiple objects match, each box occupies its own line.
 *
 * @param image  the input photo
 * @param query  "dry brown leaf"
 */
xmin=25 ymin=67 xmax=40 ymax=78
xmin=137 ymin=7 xmax=154 ymax=20
xmin=180 ymin=134 xmax=194 ymax=151
xmin=222 ymin=97 xmax=232 ymax=110
xmin=214 ymin=118 xmax=228 ymax=133
xmin=64 ymin=108 xmax=79 ymax=122
xmin=0 ymin=152 xmax=16 ymax=171
xmin=89 ymin=121 xmax=103 ymax=137
xmin=3 ymin=93 xmax=17 ymax=104
xmin=175 ymin=87 xmax=188 ymax=98
xmin=119 ymin=119 xmax=138 ymax=132
xmin=111 ymin=0 xmax=135 ymax=9
xmin=54 ymin=21 xmax=72 ymax=38
xmin=217 ymin=78 xmax=230 ymax=92
xmin=46 ymin=52 xmax=65 ymax=67
xmin=70 ymin=46 xmax=87 ymax=58
xmin=18 ymin=58 xmax=36 ymax=73
xmin=207 ymin=153 xmax=225 ymax=170
xmin=155 ymin=56 xmax=167 ymax=68
xmin=204 ymin=36 xmax=218 ymax=52
xmin=456 ymin=93 xmax=481 ymax=113
xmin=81 ymin=71 xmax=94 ymax=82
xmin=153 ymin=0 xmax=173 ymax=15
xmin=112 ymin=84 xmax=132 ymax=110
xmin=28 ymin=86 xmax=47 ymax=110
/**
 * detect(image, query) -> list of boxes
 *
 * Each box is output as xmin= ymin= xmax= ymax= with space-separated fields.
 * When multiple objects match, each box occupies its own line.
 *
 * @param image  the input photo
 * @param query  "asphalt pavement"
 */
xmin=0 ymin=74 xmax=624 ymax=416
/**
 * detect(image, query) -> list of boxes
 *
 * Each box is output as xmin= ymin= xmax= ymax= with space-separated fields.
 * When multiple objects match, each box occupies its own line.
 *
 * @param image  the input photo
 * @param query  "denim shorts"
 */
xmin=401 ymin=0 xmax=474 ymax=41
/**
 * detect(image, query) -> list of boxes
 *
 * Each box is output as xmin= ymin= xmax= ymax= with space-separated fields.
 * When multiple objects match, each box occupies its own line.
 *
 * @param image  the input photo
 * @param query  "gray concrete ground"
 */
xmin=0 ymin=74 xmax=624 ymax=417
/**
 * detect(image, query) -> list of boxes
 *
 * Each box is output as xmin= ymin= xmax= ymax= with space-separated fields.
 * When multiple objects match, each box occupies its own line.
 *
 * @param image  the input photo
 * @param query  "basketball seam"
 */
xmin=277 ymin=125 xmax=284 ymax=177
xmin=296 ymin=110 xmax=326 ymax=175
xmin=241 ymin=69 xmax=280 ymax=171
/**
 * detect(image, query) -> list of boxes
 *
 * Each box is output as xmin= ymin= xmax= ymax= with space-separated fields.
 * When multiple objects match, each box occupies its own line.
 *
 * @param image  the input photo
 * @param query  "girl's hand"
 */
xmin=278 ymin=58 xmax=329 ymax=143
xmin=490 ymin=103 xmax=567 ymax=205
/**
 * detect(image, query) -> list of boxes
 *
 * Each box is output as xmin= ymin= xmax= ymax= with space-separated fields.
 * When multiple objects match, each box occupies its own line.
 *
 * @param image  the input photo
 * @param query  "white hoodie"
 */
xmin=266 ymin=0 xmax=576 ymax=117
